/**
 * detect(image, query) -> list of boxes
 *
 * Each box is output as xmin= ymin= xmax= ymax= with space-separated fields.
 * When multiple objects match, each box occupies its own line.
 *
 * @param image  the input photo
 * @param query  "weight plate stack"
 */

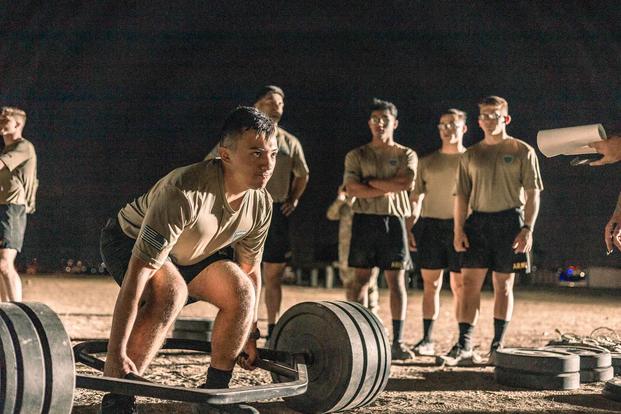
xmin=494 ymin=347 xmax=580 ymax=390
xmin=543 ymin=344 xmax=613 ymax=383
xmin=269 ymin=300 xmax=391 ymax=413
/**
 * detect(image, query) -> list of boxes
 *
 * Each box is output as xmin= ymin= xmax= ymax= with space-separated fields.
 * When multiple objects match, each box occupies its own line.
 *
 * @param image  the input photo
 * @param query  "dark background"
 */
xmin=1 ymin=1 xmax=620 ymax=271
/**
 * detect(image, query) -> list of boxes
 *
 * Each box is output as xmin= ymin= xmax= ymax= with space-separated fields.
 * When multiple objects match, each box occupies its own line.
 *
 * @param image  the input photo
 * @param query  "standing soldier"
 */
xmin=206 ymin=86 xmax=309 ymax=338
xmin=344 ymin=98 xmax=417 ymax=360
xmin=326 ymin=185 xmax=380 ymax=315
xmin=443 ymin=96 xmax=543 ymax=366
xmin=0 ymin=107 xmax=38 ymax=302
xmin=407 ymin=108 xmax=467 ymax=356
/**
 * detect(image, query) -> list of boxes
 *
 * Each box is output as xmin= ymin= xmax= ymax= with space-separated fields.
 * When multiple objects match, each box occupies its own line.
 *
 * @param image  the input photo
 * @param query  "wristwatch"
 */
xmin=521 ymin=224 xmax=532 ymax=232
xmin=248 ymin=327 xmax=261 ymax=341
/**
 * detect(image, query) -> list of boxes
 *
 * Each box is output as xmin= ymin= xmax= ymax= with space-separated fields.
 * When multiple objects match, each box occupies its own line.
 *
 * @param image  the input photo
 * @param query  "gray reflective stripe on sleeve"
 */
xmin=140 ymin=225 xmax=166 ymax=251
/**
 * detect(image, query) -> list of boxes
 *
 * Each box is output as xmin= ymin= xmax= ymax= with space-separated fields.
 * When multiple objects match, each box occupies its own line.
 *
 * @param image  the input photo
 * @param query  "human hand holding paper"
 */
xmin=589 ymin=135 xmax=621 ymax=166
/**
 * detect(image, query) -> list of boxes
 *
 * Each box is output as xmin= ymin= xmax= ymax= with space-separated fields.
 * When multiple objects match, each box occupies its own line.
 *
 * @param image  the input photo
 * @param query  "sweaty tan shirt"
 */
xmin=414 ymin=151 xmax=462 ymax=220
xmin=118 ymin=159 xmax=273 ymax=268
xmin=455 ymin=138 xmax=543 ymax=212
xmin=344 ymin=142 xmax=417 ymax=217
xmin=205 ymin=127 xmax=309 ymax=203
xmin=0 ymin=138 xmax=38 ymax=213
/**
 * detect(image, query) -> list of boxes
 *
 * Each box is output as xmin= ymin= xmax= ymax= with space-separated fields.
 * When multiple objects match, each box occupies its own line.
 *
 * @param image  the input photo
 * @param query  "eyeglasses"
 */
xmin=437 ymin=122 xmax=463 ymax=131
xmin=370 ymin=116 xmax=392 ymax=125
xmin=478 ymin=113 xmax=503 ymax=121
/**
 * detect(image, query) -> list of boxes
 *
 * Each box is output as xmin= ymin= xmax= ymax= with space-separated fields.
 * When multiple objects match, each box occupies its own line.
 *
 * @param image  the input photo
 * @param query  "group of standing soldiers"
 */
xmin=326 ymin=95 xmax=543 ymax=366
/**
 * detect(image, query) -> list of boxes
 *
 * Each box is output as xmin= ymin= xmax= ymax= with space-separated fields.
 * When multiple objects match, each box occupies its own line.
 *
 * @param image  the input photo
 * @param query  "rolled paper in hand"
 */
xmin=537 ymin=124 xmax=606 ymax=158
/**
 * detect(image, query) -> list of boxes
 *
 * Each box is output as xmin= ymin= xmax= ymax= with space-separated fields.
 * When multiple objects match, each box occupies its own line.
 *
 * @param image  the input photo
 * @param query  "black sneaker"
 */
xmin=100 ymin=393 xmax=137 ymax=414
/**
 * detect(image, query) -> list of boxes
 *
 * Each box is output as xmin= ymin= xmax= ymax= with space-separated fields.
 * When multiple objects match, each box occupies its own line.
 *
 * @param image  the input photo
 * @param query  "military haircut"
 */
xmin=442 ymin=108 xmax=467 ymax=122
xmin=219 ymin=106 xmax=276 ymax=149
xmin=1 ymin=106 xmax=27 ymax=125
xmin=369 ymin=98 xmax=398 ymax=118
xmin=478 ymin=95 xmax=508 ymax=114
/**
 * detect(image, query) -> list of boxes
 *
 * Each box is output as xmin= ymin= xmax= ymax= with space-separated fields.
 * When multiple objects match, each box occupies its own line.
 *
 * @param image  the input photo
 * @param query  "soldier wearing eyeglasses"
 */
xmin=343 ymin=98 xmax=417 ymax=360
xmin=440 ymin=96 xmax=543 ymax=367
xmin=406 ymin=108 xmax=467 ymax=357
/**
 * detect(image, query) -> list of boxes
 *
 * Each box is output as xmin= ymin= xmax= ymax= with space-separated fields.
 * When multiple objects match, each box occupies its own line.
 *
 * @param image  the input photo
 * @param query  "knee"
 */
xmin=494 ymin=281 xmax=514 ymax=296
xmin=224 ymin=276 xmax=256 ymax=318
xmin=146 ymin=282 xmax=188 ymax=321
xmin=423 ymin=278 xmax=441 ymax=293
xmin=0 ymin=259 xmax=13 ymax=276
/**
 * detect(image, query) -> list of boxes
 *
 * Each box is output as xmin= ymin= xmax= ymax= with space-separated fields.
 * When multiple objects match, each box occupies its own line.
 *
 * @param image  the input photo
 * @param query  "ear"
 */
xmin=393 ymin=119 xmax=399 ymax=130
xmin=218 ymin=146 xmax=231 ymax=162
xmin=504 ymin=115 xmax=512 ymax=125
xmin=462 ymin=124 xmax=468 ymax=134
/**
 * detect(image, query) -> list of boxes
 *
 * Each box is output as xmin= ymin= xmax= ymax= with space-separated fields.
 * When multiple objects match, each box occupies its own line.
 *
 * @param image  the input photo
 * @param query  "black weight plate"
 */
xmin=603 ymin=377 xmax=621 ymax=402
xmin=270 ymin=301 xmax=365 ymax=413
xmin=17 ymin=302 xmax=75 ymax=414
xmin=174 ymin=317 xmax=214 ymax=332
xmin=495 ymin=348 xmax=579 ymax=374
xmin=322 ymin=301 xmax=384 ymax=412
xmin=0 ymin=314 xmax=18 ymax=414
xmin=172 ymin=329 xmax=212 ymax=342
xmin=580 ymin=366 xmax=614 ymax=383
xmin=332 ymin=301 xmax=390 ymax=411
xmin=0 ymin=303 xmax=45 ymax=414
xmin=495 ymin=366 xmax=580 ymax=390
xmin=543 ymin=344 xmax=611 ymax=369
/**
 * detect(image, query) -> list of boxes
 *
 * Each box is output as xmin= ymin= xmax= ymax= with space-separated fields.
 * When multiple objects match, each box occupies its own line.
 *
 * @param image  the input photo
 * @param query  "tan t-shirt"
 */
xmin=455 ymin=138 xmax=543 ymax=212
xmin=0 ymin=138 xmax=38 ymax=213
xmin=414 ymin=151 xmax=462 ymax=219
xmin=205 ymin=127 xmax=309 ymax=203
xmin=344 ymin=142 xmax=417 ymax=217
xmin=117 ymin=159 xmax=273 ymax=268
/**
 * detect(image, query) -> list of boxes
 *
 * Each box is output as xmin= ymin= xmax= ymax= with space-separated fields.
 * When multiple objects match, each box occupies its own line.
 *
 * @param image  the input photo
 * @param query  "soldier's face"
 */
xmin=225 ymin=129 xmax=278 ymax=190
xmin=437 ymin=114 xmax=466 ymax=144
xmin=0 ymin=114 xmax=19 ymax=135
xmin=254 ymin=92 xmax=284 ymax=123
xmin=368 ymin=110 xmax=398 ymax=139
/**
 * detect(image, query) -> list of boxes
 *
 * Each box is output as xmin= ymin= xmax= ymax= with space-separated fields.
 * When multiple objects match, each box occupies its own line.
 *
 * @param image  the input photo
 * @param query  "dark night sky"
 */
xmin=0 ymin=1 xmax=620 ymax=270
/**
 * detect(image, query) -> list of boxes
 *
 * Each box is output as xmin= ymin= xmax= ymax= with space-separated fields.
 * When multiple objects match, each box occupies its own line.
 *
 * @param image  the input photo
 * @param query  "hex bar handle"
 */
xmin=73 ymin=339 xmax=308 ymax=405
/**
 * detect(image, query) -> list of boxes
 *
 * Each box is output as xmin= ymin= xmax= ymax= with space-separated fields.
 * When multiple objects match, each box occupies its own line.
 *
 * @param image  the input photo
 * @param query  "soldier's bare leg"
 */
xmin=0 ymin=249 xmax=20 ymax=301
xmin=263 ymin=262 xmax=286 ymax=325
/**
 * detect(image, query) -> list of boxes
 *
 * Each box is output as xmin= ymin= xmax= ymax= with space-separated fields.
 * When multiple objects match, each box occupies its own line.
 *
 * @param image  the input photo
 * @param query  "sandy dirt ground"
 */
xmin=19 ymin=274 xmax=621 ymax=413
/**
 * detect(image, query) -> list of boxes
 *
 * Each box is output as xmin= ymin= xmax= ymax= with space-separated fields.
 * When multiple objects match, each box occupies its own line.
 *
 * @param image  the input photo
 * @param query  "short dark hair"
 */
xmin=478 ymin=95 xmax=508 ymax=113
xmin=441 ymin=108 xmax=467 ymax=122
xmin=370 ymin=98 xmax=398 ymax=118
xmin=255 ymin=85 xmax=285 ymax=103
xmin=219 ymin=106 xmax=276 ymax=148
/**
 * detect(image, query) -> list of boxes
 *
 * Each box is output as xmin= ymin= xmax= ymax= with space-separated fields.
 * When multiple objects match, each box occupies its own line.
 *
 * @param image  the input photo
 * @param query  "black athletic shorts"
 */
xmin=417 ymin=218 xmax=461 ymax=273
xmin=262 ymin=202 xmax=291 ymax=263
xmin=461 ymin=209 xmax=528 ymax=273
xmin=348 ymin=213 xmax=411 ymax=271
xmin=0 ymin=204 xmax=27 ymax=252
xmin=100 ymin=217 xmax=234 ymax=290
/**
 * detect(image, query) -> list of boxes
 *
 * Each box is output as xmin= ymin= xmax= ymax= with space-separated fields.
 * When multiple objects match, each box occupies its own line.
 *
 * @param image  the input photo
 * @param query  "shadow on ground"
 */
xmin=386 ymin=369 xmax=500 ymax=392
xmin=544 ymin=393 xmax=621 ymax=413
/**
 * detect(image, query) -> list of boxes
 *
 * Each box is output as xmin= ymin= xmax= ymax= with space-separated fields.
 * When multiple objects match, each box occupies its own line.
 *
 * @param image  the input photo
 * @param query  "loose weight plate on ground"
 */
xmin=173 ymin=317 xmax=214 ymax=342
xmin=495 ymin=366 xmax=581 ymax=390
xmin=543 ymin=344 xmax=611 ymax=369
xmin=494 ymin=348 xmax=580 ymax=374
xmin=269 ymin=300 xmax=391 ymax=413
xmin=543 ymin=344 xmax=613 ymax=383
xmin=0 ymin=303 xmax=46 ymax=414
xmin=16 ymin=302 xmax=75 ymax=414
